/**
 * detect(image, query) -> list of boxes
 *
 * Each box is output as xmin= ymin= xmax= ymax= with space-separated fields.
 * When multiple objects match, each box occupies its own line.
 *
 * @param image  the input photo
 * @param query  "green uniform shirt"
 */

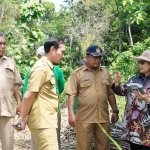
xmin=74 ymin=97 xmax=78 ymax=114
xmin=54 ymin=65 xmax=65 ymax=112
xmin=23 ymin=68 xmax=32 ymax=96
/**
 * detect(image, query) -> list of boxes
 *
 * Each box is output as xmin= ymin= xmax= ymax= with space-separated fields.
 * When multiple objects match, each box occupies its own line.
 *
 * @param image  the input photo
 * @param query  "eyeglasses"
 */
xmin=138 ymin=60 xmax=147 ymax=65
xmin=90 ymin=55 xmax=102 ymax=60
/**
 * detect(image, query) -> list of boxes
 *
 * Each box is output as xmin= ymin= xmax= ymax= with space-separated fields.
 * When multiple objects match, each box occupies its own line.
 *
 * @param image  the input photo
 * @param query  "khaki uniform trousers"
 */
xmin=76 ymin=122 xmax=110 ymax=150
xmin=30 ymin=128 xmax=58 ymax=150
xmin=30 ymin=113 xmax=61 ymax=150
xmin=0 ymin=116 xmax=14 ymax=150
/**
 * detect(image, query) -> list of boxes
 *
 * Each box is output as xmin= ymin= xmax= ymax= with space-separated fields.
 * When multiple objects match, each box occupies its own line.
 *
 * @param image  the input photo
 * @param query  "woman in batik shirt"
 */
xmin=112 ymin=50 xmax=150 ymax=150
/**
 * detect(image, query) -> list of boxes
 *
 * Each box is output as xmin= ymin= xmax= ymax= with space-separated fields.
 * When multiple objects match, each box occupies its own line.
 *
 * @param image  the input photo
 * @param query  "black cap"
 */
xmin=86 ymin=45 xmax=103 ymax=56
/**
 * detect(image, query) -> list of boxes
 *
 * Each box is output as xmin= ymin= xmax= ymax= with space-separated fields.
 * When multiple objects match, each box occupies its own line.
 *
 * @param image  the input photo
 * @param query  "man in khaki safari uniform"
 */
xmin=14 ymin=37 xmax=65 ymax=150
xmin=0 ymin=31 xmax=22 ymax=150
xmin=66 ymin=45 xmax=119 ymax=150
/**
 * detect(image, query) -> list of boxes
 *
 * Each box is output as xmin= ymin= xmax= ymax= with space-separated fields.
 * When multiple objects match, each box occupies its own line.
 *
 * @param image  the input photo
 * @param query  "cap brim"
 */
xmin=134 ymin=56 xmax=150 ymax=62
xmin=91 ymin=53 xmax=103 ymax=56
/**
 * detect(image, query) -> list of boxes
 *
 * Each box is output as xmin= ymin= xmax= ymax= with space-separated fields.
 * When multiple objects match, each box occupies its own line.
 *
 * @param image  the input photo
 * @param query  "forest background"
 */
xmin=0 ymin=0 xmax=150 ymax=120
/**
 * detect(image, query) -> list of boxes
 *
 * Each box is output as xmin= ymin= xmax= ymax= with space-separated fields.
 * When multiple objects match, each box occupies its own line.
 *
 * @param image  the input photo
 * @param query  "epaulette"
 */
xmin=41 ymin=60 xmax=47 ymax=66
xmin=74 ymin=65 xmax=84 ymax=72
xmin=4 ymin=56 xmax=14 ymax=62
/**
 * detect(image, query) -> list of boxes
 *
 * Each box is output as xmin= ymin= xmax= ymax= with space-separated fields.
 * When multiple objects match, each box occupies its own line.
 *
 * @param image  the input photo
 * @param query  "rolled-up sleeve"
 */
xmin=14 ymin=61 xmax=22 ymax=84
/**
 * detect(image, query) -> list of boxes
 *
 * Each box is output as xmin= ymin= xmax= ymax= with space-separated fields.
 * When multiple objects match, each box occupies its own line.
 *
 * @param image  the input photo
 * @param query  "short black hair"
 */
xmin=44 ymin=37 xmax=64 ymax=53
xmin=0 ymin=31 xmax=5 ymax=38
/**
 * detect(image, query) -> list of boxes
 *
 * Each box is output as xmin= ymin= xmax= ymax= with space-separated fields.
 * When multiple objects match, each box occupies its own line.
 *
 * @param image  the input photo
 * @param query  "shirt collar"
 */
xmin=42 ymin=56 xmax=53 ymax=69
xmin=2 ymin=55 xmax=7 ymax=60
xmin=83 ymin=65 xmax=103 ymax=72
xmin=0 ymin=55 xmax=7 ymax=63
xmin=139 ymin=73 xmax=150 ymax=79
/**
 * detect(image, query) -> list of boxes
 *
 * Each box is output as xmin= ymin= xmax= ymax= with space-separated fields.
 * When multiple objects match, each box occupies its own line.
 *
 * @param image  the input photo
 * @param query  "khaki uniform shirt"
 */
xmin=65 ymin=65 xmax=114 ymax=123
xmin=27 ymin=56 xmax=58 ymax=129
xmin=0 ymin=56 xmax=22 ymax=117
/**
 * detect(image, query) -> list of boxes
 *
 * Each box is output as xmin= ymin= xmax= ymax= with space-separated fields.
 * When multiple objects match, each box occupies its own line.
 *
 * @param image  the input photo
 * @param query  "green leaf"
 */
xmin=97 ymin=123 xmax=122 ymax=150
xmin=122 ymin=1 xmax=127 ymax=6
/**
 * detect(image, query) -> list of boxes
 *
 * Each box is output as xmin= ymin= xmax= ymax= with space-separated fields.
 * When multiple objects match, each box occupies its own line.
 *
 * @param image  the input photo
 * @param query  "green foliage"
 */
xmin=132 ymin=37 xmax=150 ymax=55
xmin=98 ymin=123 xmax=122 ymax=150
xmin=1 ymin=0 xmax=150 ymax=115
xmin=103 ymin=0 xmax=150 ymax=66
xmin=116 ymin=96 xmax=126 ymax=122
xmin=1 ymin=0 xmax=46 ymax=81
xmin=109 ymin=37 xmax=150 ymax=122
xmin=5 ymin=43 xmax=37 ymax=78
xmin=20 ymin=0 xmax=45 ymax=23
xmin=110 ymin=37 xmax=150 ymax=79
xmin=117 ymin=0 xmax=148 ymax=25
xmin=109 ymin=50 xmax=138 ymax=83
xmin=0 ymin=0 xmax=20 ymax=31
xmin=42 ymin=2 xmax=55 ymax=21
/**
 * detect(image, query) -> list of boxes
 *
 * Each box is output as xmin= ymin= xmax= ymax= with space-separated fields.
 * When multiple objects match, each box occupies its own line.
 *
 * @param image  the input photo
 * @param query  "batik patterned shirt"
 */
xmin=112 ymin=74 xmax=150 ymax=147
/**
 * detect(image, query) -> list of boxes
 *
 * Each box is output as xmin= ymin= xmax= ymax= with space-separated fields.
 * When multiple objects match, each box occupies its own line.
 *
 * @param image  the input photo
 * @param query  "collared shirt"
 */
xmin=112 ymin=74 xmax=150 ymax=147
xmin=23 ymin=65 xmax=64 ymax=112
xmin=65 ymin=65 xmax=114 ymax=123
xmin=27 ymin=56 xmax=58 ymax=129
xmin=0 ymin=56 xmax=22 ymax=117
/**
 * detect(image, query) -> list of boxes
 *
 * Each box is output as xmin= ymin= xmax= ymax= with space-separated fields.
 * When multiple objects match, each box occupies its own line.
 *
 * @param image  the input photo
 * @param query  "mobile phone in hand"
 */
xmin=12 ymin=124 xmax=22 ymax=131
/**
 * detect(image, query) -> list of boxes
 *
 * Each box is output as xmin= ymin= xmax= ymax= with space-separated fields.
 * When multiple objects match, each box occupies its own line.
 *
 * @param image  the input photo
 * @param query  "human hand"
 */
xmin=68 ymin=114 xmax=76 ymax=127
xmin=111 ymin=113 xmax=119 ymax=124
xmin=16 ymin=103 xmax=21 ymax=116
xmin=134 ymin=90 xmax=150 ymax=103
xmin=13 ymin=120 xmax=26 ymax=132
xmin=114 ymin=70 xmax=121 ymax=87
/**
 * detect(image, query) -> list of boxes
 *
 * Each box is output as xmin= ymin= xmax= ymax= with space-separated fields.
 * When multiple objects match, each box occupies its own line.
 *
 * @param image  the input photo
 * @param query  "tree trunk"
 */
xmin=118 ymin=21 xmax=122 ymax=54
xmin=128 ymin=24 xmax=133 ymax=46
xmin=0 ymin=4 xmax=4 ymax=21
xmin=69 ymin=34 xmax=73 ymax=75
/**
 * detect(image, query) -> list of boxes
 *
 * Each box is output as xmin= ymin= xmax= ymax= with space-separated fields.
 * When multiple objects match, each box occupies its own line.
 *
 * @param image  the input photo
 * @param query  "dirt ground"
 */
xmin=0 ymin=107 xmax=130 ymax=150
xmin=0 ymin=107 xmax=76 ymax=150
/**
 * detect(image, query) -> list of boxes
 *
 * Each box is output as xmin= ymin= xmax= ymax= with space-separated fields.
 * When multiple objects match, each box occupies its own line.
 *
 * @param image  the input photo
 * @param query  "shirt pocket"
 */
xmin=79 ymin=80 xmax=91 ymax=94
xmin=101 ymin=79 xmax=110 ymax=92
xmin=5 ymin=65 xmax=14 ymax=79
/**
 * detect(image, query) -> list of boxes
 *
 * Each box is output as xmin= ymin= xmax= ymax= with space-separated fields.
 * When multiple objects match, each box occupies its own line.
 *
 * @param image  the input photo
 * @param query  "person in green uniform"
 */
xmin=54 ymin=65 xmax=65 ymax=150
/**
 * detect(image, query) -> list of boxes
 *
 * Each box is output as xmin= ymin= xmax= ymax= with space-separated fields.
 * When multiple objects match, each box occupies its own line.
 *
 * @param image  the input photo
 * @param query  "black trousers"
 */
xmin=130 ymin=142 xmax=150 ymax=150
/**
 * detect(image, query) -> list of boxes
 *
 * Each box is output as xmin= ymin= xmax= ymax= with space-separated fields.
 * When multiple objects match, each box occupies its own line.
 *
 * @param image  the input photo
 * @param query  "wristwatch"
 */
xmin=112 ymin=110 xmax=119 ymax=114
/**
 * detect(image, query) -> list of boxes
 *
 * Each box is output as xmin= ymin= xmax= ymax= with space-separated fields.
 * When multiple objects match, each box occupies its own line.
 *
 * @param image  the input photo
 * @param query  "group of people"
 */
xmin=0 ymin=30 xmax=150 ymax=150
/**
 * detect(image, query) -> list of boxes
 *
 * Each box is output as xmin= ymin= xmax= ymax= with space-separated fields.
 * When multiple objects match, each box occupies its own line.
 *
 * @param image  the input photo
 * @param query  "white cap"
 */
xmin=36 ymin=46 xmax=45 ymax=56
